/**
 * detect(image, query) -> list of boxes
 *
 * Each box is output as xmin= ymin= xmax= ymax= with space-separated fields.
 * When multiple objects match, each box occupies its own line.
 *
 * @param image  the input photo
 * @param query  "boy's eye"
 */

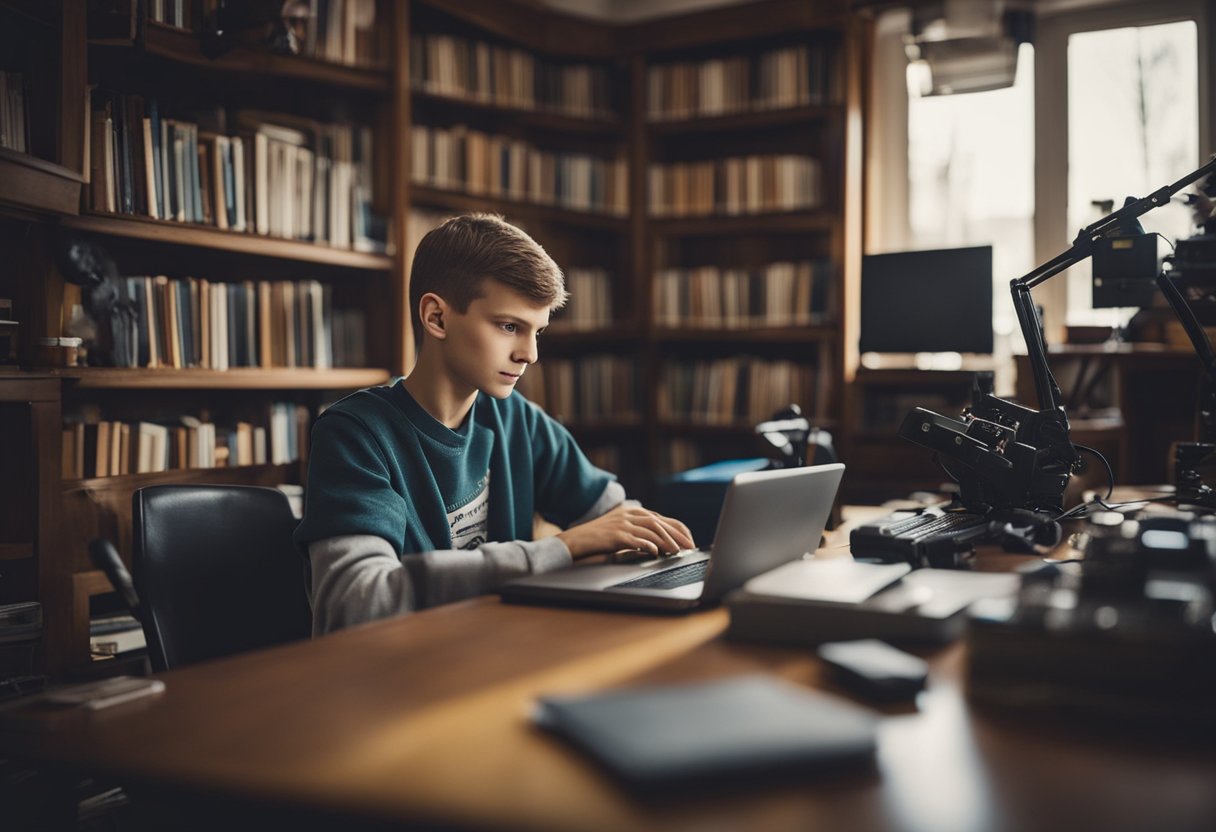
xmin=500 ymin=323 xmax=517 ymax=333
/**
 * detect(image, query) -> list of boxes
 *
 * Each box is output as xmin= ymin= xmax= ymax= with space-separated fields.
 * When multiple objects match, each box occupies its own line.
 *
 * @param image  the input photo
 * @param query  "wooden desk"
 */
xmin=3 ymin=580 xmax=1215 ymax=832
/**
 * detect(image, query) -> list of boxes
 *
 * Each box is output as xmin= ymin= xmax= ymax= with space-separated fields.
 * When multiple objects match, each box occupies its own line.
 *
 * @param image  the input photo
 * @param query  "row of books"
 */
xmin=657 ymin=358 xmax=825 ymax=426
xmin=148 ymin=0 xmax=191 ymax=28
xmin=647 ymin=155 xmax=823 ymax=217
xmin=653 ymin=261 xmax=833 ymax=328
xmin=647 ymin=43 xmax=840 ymax=121
xmin=88 ymin=92 xmax=383 ymax=251
xmin=293 ymin=0 xmax=385 ymax=69
xmin=61 ymin=404 xmax=308 ymax=480
xmin=549 ymin=269 xmax=614 ymax=332
xmin=0 ymin=71 xmax=27 ymax=153
xmin=515 ymin=356 xmax=641 ymax=423
xmin=410 ymin=34 xmax=613 ymax=118
xmin=411 ymin=124 xmax=628 ymax=216
xmin=107 ymin=275 xmax=363 ymax=370
xmin=151 ymin=1 xmax=385 ymax=69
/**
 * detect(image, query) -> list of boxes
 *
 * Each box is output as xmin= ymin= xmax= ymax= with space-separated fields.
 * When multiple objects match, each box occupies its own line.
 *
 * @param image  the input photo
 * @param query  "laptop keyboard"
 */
xmin=613 ymin=559 xmax=710 ymax=590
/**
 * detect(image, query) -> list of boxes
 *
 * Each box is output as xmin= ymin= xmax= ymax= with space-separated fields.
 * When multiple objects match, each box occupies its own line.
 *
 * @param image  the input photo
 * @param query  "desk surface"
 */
xmin=5 ymin=575 xmax=1216 ymax=832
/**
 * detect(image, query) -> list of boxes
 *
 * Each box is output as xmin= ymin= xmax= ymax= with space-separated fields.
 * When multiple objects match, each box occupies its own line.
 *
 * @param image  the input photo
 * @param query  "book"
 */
xmin=534 ymin=674 xmax=876 ymax=791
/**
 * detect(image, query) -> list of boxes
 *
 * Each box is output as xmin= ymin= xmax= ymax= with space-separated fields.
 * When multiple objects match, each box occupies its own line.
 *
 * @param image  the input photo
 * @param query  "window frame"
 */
xmin=1034 ymin=0 xmax=1211 ymax=338
xmin=865 ymin=0 xmax=1213 ymax=341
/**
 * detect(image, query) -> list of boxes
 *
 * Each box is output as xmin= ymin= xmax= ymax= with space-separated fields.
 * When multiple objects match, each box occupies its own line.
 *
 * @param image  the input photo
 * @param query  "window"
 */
xmin=1065 ymin=20 xmax=1199 ymax=325
xmin=868 ymin=1 xmax=1210 ymax=365
xmin=907 ymin=43 xmax=1035 ymax=359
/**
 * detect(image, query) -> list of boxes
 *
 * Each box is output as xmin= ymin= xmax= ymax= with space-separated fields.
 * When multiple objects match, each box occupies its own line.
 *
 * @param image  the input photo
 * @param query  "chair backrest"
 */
xmin=131 ymin=484 xmax=312 ymax=671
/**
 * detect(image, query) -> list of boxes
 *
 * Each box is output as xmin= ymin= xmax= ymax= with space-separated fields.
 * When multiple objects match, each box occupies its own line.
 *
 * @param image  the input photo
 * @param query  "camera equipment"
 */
xmin=1092 ymin=218 xmax=1158 ymax=309
xmin=1156 ymin=167 xmax=1216 ymax=506
xmin=900 ymin=156 xmax=1216 ymax=515
xmin=967 ymin=507 xmax=1216 ymax=731
xmin=754 ymin=404 xmax=836 ymax=469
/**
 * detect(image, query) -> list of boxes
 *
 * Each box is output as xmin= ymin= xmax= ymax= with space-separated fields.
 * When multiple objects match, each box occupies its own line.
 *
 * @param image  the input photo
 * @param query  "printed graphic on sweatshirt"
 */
xmin=448 ymin=471 xmax=490 ymax=550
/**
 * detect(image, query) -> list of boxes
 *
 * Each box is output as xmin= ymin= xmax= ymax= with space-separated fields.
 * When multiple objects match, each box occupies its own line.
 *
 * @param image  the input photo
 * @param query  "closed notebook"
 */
xmin=533 ymin=674 xmax=876 ymax=790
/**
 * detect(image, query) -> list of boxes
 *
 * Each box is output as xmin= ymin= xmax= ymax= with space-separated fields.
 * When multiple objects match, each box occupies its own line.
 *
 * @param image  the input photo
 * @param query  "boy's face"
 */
xmin=438 ymin=280 xmax=551 ymax=400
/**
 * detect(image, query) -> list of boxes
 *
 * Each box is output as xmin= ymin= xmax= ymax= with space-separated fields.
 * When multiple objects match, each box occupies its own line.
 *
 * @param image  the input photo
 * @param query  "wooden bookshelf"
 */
xmin=635 ymin=4 xmax=863 ymax=476
xmin=50 ymin=366 xmax=391 ymax=390
xmin=0 ymin=0 xmax=406 ymax=679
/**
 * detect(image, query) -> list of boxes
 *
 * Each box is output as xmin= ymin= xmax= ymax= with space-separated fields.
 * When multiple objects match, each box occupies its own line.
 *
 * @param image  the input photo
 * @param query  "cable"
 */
xmin=1072 ymin=443 xmax=1114 ymax=500
xmin=1153 ymin=232 xmax=1176 ymax=252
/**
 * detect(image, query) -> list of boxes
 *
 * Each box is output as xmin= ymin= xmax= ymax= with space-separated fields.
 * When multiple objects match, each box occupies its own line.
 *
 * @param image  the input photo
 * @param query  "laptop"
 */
xmin=501 ymin=463 xmax=845 ymax=612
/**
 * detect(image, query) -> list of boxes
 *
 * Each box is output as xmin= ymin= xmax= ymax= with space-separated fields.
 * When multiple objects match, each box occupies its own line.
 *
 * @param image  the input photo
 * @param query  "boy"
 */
xmin=295 ymin=214 xmax=693 ymax=634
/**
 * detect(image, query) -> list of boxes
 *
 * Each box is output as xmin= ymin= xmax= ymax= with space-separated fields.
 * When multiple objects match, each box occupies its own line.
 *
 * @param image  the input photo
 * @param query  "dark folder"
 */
xmin=533 ymin=673 xmax=877 ymax=792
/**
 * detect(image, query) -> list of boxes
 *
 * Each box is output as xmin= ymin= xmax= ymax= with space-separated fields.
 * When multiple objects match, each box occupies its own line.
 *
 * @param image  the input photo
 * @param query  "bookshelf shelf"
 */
xmin=52 ymin=367 xmax=391 ymax=390
xmin=0 ymin=148 xmax=84 ymax=217
xmin=63 ymin=462 xmax=299 ymax=492
xmin=655 ymin=327 xmax=835 ymax=344
xmin=61 ymin=213 xmax=394 ymax=270
xmin=411 ymin=186 xmax=629 ymax=232
xmin=649 ymin=211 xmax=839 ymax=237
xmin=647 ymin=104 xmax=844 ymax=135
xmin=136 ymin=22 xmax=392 ymax=93
xmin=0 ymin=543 xmax=34 ymax=561
xmin=412 ymin=91 xmax=623 ymax=135
xmin=558 ymin=418 xmax=645 ymax=433
xmin=543 ymin=328 xmax=642 ymax=346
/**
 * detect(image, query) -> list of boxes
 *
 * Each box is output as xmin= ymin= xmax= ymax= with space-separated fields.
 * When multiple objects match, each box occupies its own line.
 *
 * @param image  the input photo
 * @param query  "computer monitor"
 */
xmin=860 ymin=245 xmax=994 ymax=354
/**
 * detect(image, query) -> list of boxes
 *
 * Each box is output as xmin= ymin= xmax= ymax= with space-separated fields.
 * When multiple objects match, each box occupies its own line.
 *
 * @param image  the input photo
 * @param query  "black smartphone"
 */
xmin=817 ymin=639 xmax=929 ymax=701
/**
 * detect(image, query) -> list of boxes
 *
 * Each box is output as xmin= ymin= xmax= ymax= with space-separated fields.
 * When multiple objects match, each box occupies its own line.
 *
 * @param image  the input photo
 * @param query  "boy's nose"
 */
xmin=514 ymin=336 xmax=539 ymax=365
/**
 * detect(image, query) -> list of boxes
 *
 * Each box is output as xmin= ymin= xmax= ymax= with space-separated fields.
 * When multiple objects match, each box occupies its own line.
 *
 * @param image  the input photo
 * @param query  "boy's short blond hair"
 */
xmin=409 ymin=214 xmax=567 ymax=348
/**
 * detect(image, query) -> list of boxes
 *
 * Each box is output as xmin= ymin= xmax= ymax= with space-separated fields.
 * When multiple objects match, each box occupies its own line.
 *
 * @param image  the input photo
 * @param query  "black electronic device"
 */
xmin=849 ymin=507 xmax=991 ymax=569
xmin=860 ymin=245 xmax=994 ymax=355
xmin=967 ymin=507 xmax=1216 ymax=732
xmin=1092 ymin=231 xmax=1158 ymax=308
xmin=817 ymin=639 xmax=929 ymax=702
xmin=899 ymin=156 xmax=1216 ymax=515
xmin=1156 ymin=167 xmax=1216 ymax=503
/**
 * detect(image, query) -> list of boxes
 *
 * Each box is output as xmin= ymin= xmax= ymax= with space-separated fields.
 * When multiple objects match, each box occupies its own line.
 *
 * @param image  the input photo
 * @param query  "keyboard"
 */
xmin=613 ymin=559 xmax=710 ymax=590
xmin=850 ymin=509 xmax=992 ymax=569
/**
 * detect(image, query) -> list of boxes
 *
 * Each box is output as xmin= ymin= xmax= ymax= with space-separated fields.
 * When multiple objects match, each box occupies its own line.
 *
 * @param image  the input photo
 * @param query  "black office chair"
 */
xmin=128 ymin=484 xmax=312 ymax=671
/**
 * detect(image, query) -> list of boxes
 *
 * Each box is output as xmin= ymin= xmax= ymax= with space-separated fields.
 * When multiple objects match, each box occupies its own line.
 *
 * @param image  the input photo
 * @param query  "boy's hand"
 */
xmin=557 ymin=506 xmax=695 ymax=560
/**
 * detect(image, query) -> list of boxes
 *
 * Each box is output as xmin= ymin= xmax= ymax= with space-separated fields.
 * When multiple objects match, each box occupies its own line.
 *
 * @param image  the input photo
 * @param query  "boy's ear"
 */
xmin=419 ymin=293 xmax=448 ymax=341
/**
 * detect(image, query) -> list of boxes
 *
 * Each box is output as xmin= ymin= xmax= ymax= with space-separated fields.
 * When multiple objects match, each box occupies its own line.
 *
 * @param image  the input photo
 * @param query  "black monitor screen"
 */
xmin=860 ymin=245 xmax=994 ymax=354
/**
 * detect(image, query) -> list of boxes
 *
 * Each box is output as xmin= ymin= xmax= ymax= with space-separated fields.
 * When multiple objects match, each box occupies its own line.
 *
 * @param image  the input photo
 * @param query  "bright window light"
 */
xmin=1066 ymin=20 xmax=1199 ymax=327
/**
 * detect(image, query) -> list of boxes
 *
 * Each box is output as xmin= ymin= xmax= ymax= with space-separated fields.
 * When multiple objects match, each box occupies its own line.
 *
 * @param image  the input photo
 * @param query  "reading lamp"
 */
xmin=898 ymin=155 xmax=1216 ymax=515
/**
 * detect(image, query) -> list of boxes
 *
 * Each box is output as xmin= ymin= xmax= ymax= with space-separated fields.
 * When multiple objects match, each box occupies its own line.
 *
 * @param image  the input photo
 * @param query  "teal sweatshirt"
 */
xmin=295 ymin=382 xmax=620 ymax=631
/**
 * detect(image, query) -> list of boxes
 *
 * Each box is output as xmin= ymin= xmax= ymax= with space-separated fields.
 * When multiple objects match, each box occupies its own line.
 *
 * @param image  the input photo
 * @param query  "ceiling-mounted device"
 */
xmin=904 ymin=0 xmax=1035 ymax=96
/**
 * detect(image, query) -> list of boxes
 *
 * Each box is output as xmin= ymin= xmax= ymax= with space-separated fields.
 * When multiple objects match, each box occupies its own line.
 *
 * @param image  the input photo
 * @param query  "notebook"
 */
xmin=533 ymin=673 xmax=877 ymax=792
xmin=500 ymin=463 xmax=845 ymax=612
